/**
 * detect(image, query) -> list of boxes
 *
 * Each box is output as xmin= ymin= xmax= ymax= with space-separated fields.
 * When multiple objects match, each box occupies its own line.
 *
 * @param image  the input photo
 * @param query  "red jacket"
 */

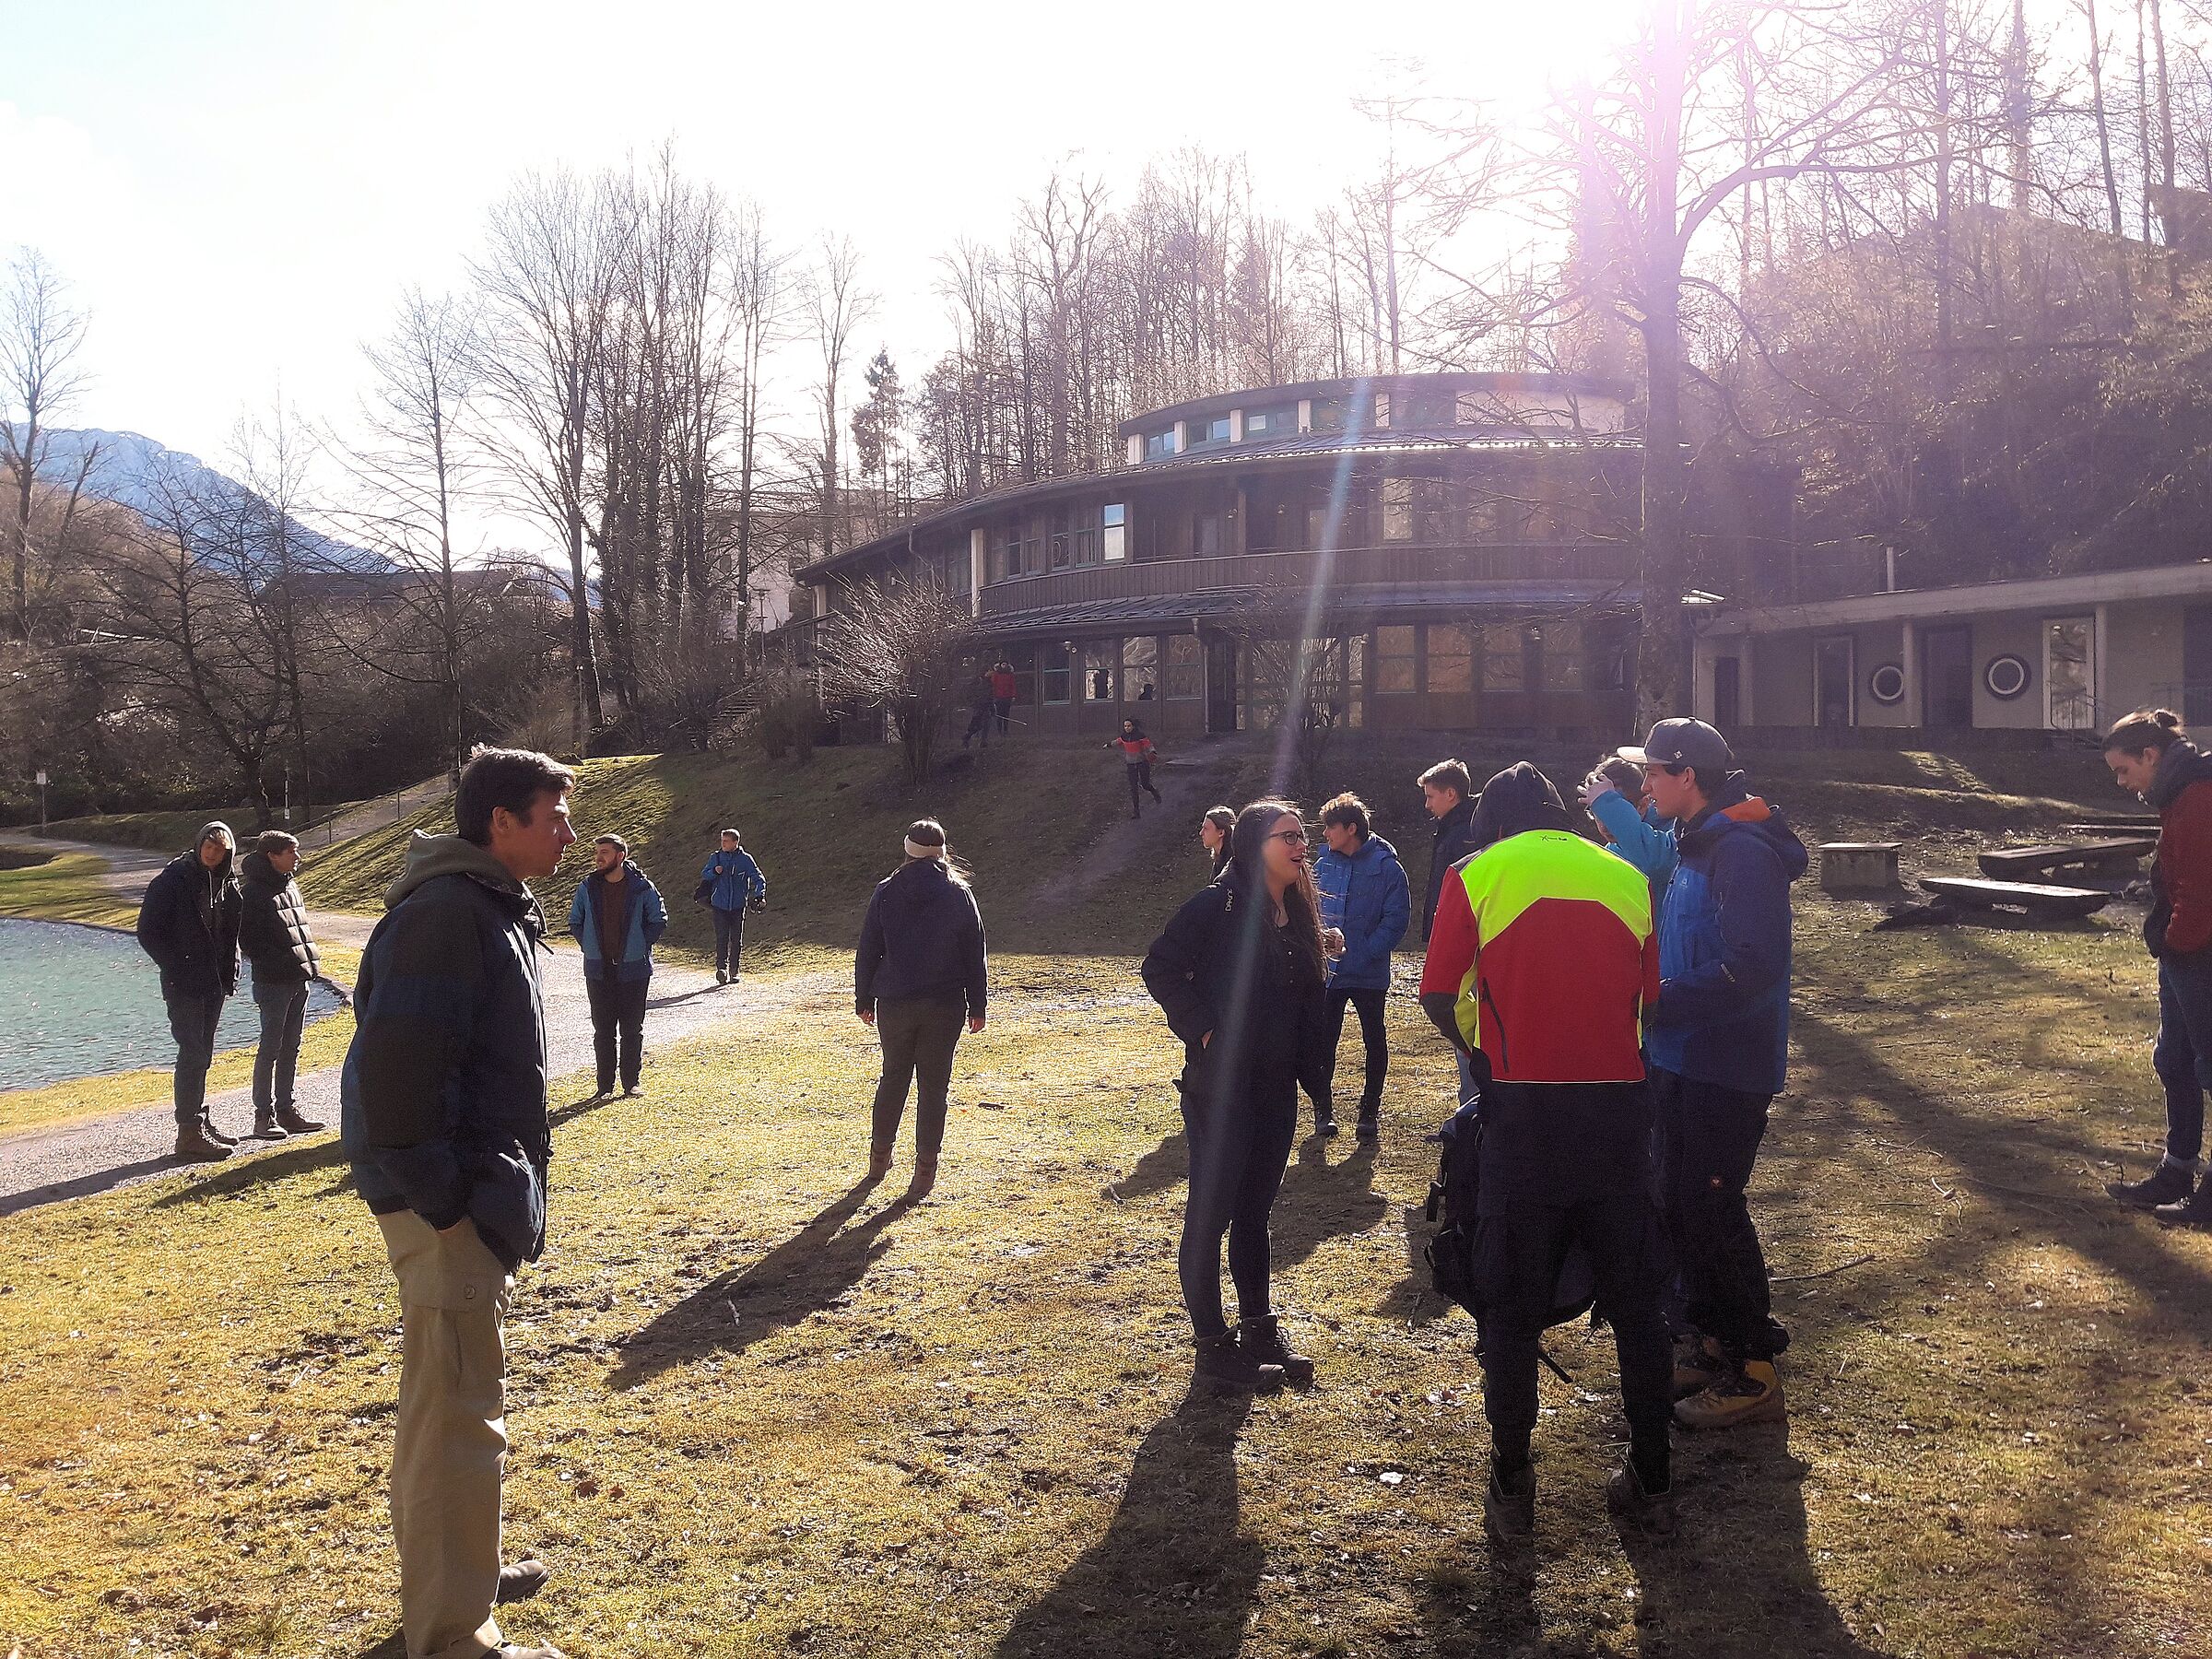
xmin=2155 ymin=772 xmax=2212 ymax=956
xmin=989 ymin=670 xmax=1017 ymax=700
xmin=1112 ymin=735 xmax=1156 ymax=762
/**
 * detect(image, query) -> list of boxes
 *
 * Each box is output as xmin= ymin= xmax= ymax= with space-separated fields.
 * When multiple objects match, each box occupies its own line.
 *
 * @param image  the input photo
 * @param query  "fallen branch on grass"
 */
xmin=1772 ymin=1253 xmax=1877 ymax=1283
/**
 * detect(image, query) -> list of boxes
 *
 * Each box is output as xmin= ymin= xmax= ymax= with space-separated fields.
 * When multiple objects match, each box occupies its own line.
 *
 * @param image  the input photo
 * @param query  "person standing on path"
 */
xmin=1625 ymin=718 xmax=1808 ymax=1432
xmin=1109 ymin=718 xmax=1165 ymax=819
xmin=238 ymin=830 xmax=342 ymax=1140
xmin=990 ymin=659 xmax=1018 ymax=735
xmin=1198 ymin=806 xmax=1235 ymax=880
xmin=700 ymin=829 xmax=766 ymax=985
xmin=1142 ymin=800 xmax=1333 ymax=1394
xmin=567 ymin=833 xmax=666 ymax=1100
xmin=1312 ymin=793 xmax=1410 ymax=1141
xmin=2102 ymin=708 xmax=2212 ymax=1226
xmin=340 ymin=745 xmax=577 ymax=1659
xmin=135 ymin=821 xmax=244 ymax=1162
xmin=855 ymin=819 xmax=988 ymax=1200
xmin=1416 ymin=761 xmax=1676 ymax=1539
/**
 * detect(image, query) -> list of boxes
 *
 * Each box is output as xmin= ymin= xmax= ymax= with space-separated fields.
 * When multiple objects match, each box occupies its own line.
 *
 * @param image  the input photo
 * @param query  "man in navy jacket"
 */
xmin=1625 ymin=718 xmax=1807 ymax=1432
xmin=568 ymin=833 xmax=667 ymax=1099
xmin=1313 ymin=792 xmax=1410 ymax=1139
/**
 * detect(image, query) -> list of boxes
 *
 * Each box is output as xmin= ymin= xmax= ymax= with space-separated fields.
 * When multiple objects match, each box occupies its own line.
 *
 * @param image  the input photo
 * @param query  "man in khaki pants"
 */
xmin=340 ymin=747 xmax=578 ymax=1659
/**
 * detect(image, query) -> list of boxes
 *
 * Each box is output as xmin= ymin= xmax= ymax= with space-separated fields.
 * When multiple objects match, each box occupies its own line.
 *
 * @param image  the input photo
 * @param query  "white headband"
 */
xmin=904 ymin=837 xmax=944 ymax=860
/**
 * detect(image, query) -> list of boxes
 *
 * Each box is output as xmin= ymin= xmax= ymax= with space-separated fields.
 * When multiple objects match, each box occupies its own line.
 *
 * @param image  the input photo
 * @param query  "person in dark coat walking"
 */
xmin=238 ymin=830 xmax=342 ymax=1140
xmin=568 ymin=833 xmax=667 ymax=1098
xmin=1626 ymin=718 xmax=1809 ymax=1432
xmin=855 ymin=819 xmax=988 ymax=1199
xmin=1142 ymin=799 xmax=1333 ymax=1393
xmin=1312 ymin=792 xmax=1410 ymax=1140
xmin=136 ymin=820 xmax=245 ymax=1160
xmin=699 ymin=829 xmax=766 ymax=984
xmin=339 ymin=744 xmax=577 ymax=1659
xmin=2103 ymin=708 xmax=2212 ymax=1227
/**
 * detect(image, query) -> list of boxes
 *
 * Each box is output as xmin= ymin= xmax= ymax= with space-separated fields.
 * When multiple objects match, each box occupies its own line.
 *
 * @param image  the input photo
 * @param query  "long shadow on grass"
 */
xmin=606 ymin=1175 xmax=912 ymax=1390
xmin=0 ymin=1153 xmax=181 ymax=1217
xmin=1271 ymin=1135 xmax=1389 ymax=1270
xmin=993 ymin=1389 xmax=1260 ymax=1658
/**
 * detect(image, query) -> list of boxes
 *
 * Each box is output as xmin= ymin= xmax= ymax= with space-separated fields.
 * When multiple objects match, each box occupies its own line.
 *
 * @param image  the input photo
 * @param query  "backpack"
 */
xmin=1423 ymin=1092 xmax=1598 ymax=1335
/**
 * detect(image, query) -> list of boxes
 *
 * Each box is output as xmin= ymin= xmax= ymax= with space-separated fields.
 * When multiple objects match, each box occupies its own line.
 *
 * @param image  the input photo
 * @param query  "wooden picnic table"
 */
xmin=1921 ymin=876 xmax=2112 ymax=919
xmin=1976 ymin=838 xmax=2155 ymax=881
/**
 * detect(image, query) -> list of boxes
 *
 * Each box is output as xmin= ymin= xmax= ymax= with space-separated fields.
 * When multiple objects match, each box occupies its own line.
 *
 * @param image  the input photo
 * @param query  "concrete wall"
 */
xmin=2104 ymin=599 xmax=2186 ymax=719
xmin=1969 ymin=611 xmax=2044 ymax=729
xmin=1850 ymin=620 xmax=1911 ymax=728
xmin=1750 ymin=633 xmax=1814 ymax=725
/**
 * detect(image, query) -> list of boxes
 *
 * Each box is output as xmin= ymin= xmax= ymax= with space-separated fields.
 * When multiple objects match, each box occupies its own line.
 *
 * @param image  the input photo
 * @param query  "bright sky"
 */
xmin=2 ymin=0 xmax=1642 ymax=512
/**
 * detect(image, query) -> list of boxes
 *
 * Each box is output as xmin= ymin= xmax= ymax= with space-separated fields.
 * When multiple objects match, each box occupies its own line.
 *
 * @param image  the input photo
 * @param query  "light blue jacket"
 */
xmin=567 ymin=864 xmax=667 ymax=983
xmin=700 ymin=847 xmax=766 ymax=912
xmin=1591 ymin=789 xmax=1678 ymax=908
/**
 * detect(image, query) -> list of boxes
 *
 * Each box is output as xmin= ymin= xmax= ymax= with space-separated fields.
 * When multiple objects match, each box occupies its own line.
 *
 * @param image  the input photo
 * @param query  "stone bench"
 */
xmin=1818 ymin=841 xmax=1904 ymax=893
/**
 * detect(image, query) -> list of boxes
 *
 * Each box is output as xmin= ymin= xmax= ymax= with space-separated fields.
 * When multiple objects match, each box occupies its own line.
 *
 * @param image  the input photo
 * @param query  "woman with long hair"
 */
xmin=1198 ymin=805 xmax=1235 ymax=879
xmin=1142 ymin=800 xmax=1331 ymax=1391
xmin=854 ymin=819 xmax=988 ymax=1199
xmin=1108 ymin=718 xmax=1166 ymax=819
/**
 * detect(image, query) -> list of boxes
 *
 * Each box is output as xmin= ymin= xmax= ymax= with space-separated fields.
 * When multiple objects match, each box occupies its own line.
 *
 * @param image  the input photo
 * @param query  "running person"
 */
xmin=1110 ymin=719 xmax=1165 ymax=819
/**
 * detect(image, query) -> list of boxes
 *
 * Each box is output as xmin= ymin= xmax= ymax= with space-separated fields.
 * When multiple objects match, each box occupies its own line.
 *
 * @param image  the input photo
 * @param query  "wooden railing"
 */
xmin=975 ymin=542 xmax=1625 ymax=618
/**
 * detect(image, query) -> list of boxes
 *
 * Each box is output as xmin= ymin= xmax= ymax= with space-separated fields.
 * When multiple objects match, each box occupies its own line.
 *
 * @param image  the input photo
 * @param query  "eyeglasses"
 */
xmin=1269 ymin=828 xmax=1310 ymax=845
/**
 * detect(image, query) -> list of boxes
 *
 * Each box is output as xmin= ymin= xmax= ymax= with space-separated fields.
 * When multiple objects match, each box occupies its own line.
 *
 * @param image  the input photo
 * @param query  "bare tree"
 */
xmin=724 ymin=200 xmax=793 ymax=675
xmin=815 ymin=573 xmax=974 ymax=786
xmin=0 ymin=250 xmax=96 ymax=641
xmin=805 ymin=236 xmax=874 ymax=561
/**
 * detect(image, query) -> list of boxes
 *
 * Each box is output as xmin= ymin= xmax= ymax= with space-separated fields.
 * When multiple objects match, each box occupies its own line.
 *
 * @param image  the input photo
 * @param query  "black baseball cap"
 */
xmin=1618 ymin=717 xmax=1734 ymax=773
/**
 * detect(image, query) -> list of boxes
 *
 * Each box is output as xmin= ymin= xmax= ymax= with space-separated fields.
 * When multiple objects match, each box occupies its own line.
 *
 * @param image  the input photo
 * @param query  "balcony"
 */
xmin=974 ymin=542 xmax=1627 ymax=621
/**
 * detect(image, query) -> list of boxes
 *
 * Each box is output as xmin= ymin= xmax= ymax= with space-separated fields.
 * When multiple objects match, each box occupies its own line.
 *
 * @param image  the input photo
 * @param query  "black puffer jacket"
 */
xmin=1141 ymin=872 xmax=1332 ymax=1104
xmin=1422 ymin=795 xmax=1482 ymax=940
xmin=239 ymin=849 xmax=321 ymax=986
xmin=854 ymin=858 xmax=989 ymax=1018
xmin=135 ymin=825 xmax=243 ymax=997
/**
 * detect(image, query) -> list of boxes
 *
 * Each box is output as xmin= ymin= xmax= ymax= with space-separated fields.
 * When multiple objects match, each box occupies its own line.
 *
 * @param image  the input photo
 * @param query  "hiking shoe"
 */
xmin=496 ymin=1559 xmax=551 ymax=1604
xmin=276 ymin=1105 xmax=325 ymax=1135
xmin=493 ymin=1643 xmax=569 ymax=1658
xmin=1194 ymin=1331 xmax=1284 ymax=1394
xmin=252 ymin=1112 xmax=288 ymax=1141
xmin=200 ymin=1117 xmax=239 ymax=1148
xmin=715 ymin=970 xmax=728 ymax=985
xmin=1239 ymin=1314 xmax=1315 ymax=1386
xmin=1676 ymin=1359 xmax=1785 ymax=1430
xmin=908 ymin=1157 xmax=939 ymax=1200
xmin=622 ymin=1085 xmax=644 ymax=1099
xmin=1313 ymin=1112 xmax=1340 ymax=1139
xmin=175 ymin=1124 xmax=233 ymax=1162
xmin=1605 ymin=1458 xmax=1676 ymax=1533
xmin=1355 ymin=1112 xmax=1380 ymax=1144
xmin=1672 ymin=1334 xmax=1729 ymax=1401
xmin=1483 ymin=1463 xmax=1535 ymax=1546
xmin=2109 ymin=1161 xmax=2197 ymax=1209
xmin=2154 ymin=1172 xmax=2212 ymax=1228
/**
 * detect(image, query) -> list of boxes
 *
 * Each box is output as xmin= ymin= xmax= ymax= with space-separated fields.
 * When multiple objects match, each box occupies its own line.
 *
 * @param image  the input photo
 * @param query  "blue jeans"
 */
xmin=252 ymin=977 xmax=310 ymax=1114
xmin=164 ymin=987 xmax=226 ymax=1124
xmin=2153 ymin=954 xmax=2212 ymax=1162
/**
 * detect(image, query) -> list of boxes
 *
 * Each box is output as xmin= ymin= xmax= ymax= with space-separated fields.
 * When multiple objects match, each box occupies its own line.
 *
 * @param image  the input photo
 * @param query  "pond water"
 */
xmin=0 ymin=917 xmax=342 ymax=1091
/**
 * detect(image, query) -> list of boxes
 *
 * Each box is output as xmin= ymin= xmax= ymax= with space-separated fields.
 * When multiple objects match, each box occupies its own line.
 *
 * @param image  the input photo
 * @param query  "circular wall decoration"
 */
xmin=1867 ymin=662 xmax=1907 ymax=706
xmin=1983 ymin=653 xmax=2031 ymax=700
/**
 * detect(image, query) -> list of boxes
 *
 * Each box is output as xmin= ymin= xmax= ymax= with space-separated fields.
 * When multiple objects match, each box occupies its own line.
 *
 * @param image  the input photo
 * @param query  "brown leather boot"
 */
xmin=866 ymin=1141 xmax=894 ymax=1181
xmin=175 ymin=1124 xmax=233 ymax=1162
xmin=276 ymin=1105 xmax=325 ymax=1135
xmin=253 ymin=1111 xmax=288 ymax=1140
xmin=908 ymin=1156 xmax=939 ymax=1199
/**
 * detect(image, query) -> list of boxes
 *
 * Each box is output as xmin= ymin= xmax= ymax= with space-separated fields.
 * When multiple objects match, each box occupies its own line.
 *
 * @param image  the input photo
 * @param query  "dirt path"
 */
xmin=1023 ymin=738 xmax=1250 ymax=920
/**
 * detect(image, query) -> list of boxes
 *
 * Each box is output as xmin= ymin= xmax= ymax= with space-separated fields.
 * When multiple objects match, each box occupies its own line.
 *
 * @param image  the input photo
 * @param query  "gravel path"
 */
xmin=0 ymin=835 xmax=799 ymax=1217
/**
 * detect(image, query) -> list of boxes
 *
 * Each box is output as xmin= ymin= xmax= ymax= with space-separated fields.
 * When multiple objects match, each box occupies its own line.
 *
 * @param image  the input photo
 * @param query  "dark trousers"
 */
xmin=2153 ymin=954 xmax=2212 ymax=1162
xmin=1322 ymin=986 xmax=1389 ymax=1119
xmin=993 ymin=696 xmax=1012 ymax=735
xmin=712 ymin=905 xmax=746 ymax=976
xmin=1653 ymin=1066 xmax=1780 ymax=1359
xmin=1177 ymin=1065 xmax=1299 ymax=1339
xmin=252 ymin=978 xmax=309 ymax=1113
xmin=872 ymin=995 xmax=966 ymax=1159
xmin=963 ymin=704 xmax=992 ymax=747
xmin=165 ymin=988 xmax=226 ymax=1124
xmin=1477 ymin=1194 xmax=1674 ymax=1473
xmin=1125 ymin=760 xmax=1162 ymax=813
xmin=585 ymin=975 xmax=649 ymax=1093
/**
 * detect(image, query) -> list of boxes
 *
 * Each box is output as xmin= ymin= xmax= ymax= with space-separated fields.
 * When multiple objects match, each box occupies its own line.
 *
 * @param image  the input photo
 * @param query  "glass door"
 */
xmin=1815 ymin=635 xmax=1855 ymax=728
xmin=2044 ymin=617 xmax=2095 ymax=730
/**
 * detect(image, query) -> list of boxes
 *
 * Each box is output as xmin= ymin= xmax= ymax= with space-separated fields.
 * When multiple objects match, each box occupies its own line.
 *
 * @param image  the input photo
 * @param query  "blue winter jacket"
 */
xmin=1646 ymin=778 xmax=1808 ymax=1096
xmin=567 ymin=864 xmax=667 ymax=983
xmin=700 ymin=847 xmax=766 ymax=912
xmin=1314 ymin=833 xmax=1411 ymax=992
xmin=1591 ymin=790 xmax=1678 ymax=912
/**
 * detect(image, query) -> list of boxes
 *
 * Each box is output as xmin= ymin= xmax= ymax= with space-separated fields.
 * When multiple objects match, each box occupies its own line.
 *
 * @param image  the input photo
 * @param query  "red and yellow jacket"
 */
xmin=1417 ymin=829 xmax=1658 ymax=1083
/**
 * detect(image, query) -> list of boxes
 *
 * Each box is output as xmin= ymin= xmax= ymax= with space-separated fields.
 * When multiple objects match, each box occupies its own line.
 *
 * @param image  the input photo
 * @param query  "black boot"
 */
xmin=1313 ymin=1104 xmax=1340 ymax=1138
xmin=1355 ymin=1108 xmax=1380 ymax=1144
xmin=2155 ymin=1171 xmax=2212 ymax=1228
xmin=1194 ymin=1330 xmax=1283 ymax=1394
xmin=1240 ymin=1314 xmax=1315 ymax=1386
xmin=2108 ymin=1159 xmax=2198 ymax=1209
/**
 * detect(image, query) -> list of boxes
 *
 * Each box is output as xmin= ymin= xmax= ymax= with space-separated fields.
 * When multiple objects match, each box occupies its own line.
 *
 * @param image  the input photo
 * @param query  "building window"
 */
xmin=1144 ymin=429 xmax=1176 ymax=460
xmin=1102 ymin=502 xmax=1126 ymax=562
xmin=1428 ymin=623 xmax=1474 ymax=693
xmin=1482 ymin=624 xmax=1529 ymax=691
xmin=1041 ymin=643 xmax=1071 ymax=704
xmin=1375 ymin=625 xmax=1417 ymax=694
xmin=1242 ymin=404 xmax=1296 ymax=440
xmin=1374 ymin=392 xmax=1392 ymax=429
xmin=1381 ymin=477 xmax=1414 ymax=543
xmin=1309 ymin=396 xmax=1348 ymax=433
xmin=1084 ymin=641 xmax=1117 ymax=701
xmin=1539 ymin=620 xmax=1587 ymax=689
xmin=1194 ymin=512 xmax=1226 ymax=557
xmin=1188 ymin=414 xmax=1231 ymax=449
xmin=1007 ymin=643 xmax=1037 ymax=707
xmin=1164 ymin=633 xmax=1201 ymax=700
xmin=1124 ymin=635 xmax=1159 ymax=701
